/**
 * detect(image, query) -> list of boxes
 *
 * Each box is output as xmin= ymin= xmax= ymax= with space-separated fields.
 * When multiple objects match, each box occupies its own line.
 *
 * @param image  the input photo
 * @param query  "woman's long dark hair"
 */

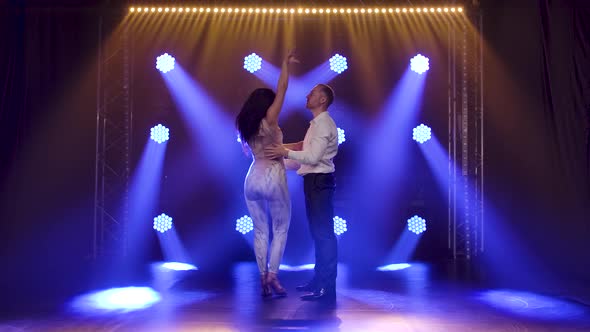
xmin=236 ymin=88 xmax=276 ymax=145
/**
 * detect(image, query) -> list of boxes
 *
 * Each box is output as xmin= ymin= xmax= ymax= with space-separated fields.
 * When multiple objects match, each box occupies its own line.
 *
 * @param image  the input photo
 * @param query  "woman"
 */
xmin=236 ymin=50 xmax=298 ymax=297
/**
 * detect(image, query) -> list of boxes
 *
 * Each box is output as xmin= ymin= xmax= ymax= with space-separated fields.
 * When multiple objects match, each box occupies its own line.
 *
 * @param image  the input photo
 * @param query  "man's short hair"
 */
xmin=317 ymin=84 xmax=335 ymax=108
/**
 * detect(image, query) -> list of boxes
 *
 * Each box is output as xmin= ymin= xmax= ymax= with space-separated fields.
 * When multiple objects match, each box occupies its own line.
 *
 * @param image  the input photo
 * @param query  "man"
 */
xmin=265 ymin=84 xmax=339 ymax=301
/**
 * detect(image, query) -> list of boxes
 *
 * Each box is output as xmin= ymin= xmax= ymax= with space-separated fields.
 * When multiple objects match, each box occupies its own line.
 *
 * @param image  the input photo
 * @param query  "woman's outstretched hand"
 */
xmin=285 ymin=49 xmax=300 ymax=65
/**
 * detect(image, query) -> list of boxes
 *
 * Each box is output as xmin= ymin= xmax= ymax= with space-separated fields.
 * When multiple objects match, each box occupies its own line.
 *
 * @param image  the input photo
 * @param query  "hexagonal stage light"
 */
xmin=410 ymin=54 xmax=429 ymax=74
xmin=156 ymin=53 xmax=175 ymax=73
xmin=337 ymin=127 xmax=346 ymax=145
xmin=329 ymin=54 xmax=348 ymax=74
xmin=333 ymin=216 xmax=348 ymax=235
xmin=236 ymin=215 xmax=254 ymax=234
xmin=153 ymin=213 xmax=173 ymax=233
xmin=412 ymin=124 xmax=431 ymax=144
xmin=407 ymin=215 xmax=427 ymax=235
xmin=243 ymin=53 xmax=262 ymax=73
xmin=150 ymin=124 xmax=170 ymax=144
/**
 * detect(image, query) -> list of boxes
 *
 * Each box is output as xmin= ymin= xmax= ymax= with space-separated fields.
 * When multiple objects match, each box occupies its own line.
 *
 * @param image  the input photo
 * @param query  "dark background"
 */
xmin=0 ymin=0 xmax=588 ymax=306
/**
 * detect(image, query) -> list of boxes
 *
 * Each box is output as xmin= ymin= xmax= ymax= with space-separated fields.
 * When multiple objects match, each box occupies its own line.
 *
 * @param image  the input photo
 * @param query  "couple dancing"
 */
xmin=235 ymin=50 xmax=338 ymax=302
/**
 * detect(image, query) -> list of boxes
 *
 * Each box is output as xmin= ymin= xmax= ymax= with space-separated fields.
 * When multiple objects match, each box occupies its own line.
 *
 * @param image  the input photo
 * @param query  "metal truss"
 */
xmin=93 ymin=14 xmax=132 ymax=258
xmin=449 ymin=7 xmax=484 ymax=260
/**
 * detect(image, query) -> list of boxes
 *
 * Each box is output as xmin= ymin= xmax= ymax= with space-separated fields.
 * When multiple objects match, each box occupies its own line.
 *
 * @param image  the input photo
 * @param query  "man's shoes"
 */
xmin=295 ymin=282 xmax=317 ymax=292
xmin=300 ymin=287 xmax=336 ymax=302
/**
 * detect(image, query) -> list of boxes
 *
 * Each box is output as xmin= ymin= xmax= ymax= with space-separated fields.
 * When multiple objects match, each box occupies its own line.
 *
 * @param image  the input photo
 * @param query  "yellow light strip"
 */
xmin=128 ymin=6 xmax=464 ymax=14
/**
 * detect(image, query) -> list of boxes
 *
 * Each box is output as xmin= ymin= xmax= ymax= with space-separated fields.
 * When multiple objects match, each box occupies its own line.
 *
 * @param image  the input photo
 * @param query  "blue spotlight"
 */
xmin=236 ymin=215 xmax=253 ymax=234
xmin=377 ymin=263 xmax=412 ymax=271
xmin=337 ymin=127 xmax=346 ymax=145
xmin=407 ymin=215 xmax=427 ymax=234
xmin=160 ymin=262 xmax=198 ymax=271
xmin=150 ymin=124 xmax=170 ymax=144
xmin=412 ymin=124 xmax=432 ymax=144
xmin=333 ymin=216 xmax=348 ymax=235
xmin=329 ymin=54 xmax=348 ymax=74
xmin=153 ymin=213 xmax=173 ymax=233
xmin=243 ymin=53 xmax=262 ymax=73
xmin=156 ymin=53 xmax=175 ymax=73
xmin=279 ymin=264 xmax=315 ymax=271
xmin=410 ymin=54 xmax=430 ymax=74
xmin=478 ymin=290 xmax=587 ymax=320
xmin=70 ymin=287 xmax=161 ymax=313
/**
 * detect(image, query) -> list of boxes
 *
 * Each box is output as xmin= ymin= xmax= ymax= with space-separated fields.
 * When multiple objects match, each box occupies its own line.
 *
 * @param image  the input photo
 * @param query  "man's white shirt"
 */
xmin=287 ymin=111 xmax=338 ymax=176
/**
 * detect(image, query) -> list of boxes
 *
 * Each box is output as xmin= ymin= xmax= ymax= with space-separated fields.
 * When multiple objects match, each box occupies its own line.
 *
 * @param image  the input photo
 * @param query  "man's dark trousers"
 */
xmin=303 ymin=172 xmax=337 ymax=292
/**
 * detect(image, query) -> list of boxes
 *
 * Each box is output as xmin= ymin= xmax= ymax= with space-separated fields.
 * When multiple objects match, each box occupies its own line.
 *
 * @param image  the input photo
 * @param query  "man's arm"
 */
xmin=287 ymin=136 xmax=329 ymax=165
xmin=283 ymin=141 xmax=303 ymax=151
xmin=264 ymin=138 xmax=327 ymax=164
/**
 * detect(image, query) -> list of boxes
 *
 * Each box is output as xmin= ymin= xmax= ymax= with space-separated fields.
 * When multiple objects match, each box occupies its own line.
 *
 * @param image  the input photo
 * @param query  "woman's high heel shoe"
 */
xmin=266 ymin=272 xmax=287 ymax=297
xmin=261 ymin=273 xmax=272 ymax=298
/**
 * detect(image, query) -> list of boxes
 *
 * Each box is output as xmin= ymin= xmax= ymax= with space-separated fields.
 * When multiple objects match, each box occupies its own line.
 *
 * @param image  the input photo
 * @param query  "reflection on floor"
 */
xmin=1 ymin=262 xmax=589 ymax=331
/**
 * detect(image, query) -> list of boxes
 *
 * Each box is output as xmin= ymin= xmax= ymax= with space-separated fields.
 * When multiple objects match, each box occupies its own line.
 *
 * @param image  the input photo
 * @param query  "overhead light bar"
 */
xmin=129 ymin=6 xmax=464 ymax=15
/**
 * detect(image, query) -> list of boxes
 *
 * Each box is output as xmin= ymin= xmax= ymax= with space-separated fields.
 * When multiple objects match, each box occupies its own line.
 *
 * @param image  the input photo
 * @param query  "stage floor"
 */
xmin=1 ymin=262 xmax=589 ymax=331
